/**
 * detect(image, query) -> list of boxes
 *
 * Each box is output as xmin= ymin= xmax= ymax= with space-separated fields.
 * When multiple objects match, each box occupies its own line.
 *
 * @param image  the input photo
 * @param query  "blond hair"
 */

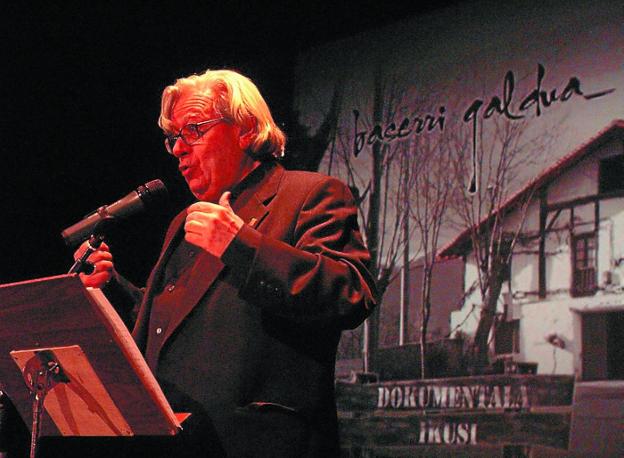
xmin=159 ymin=69 xmax=286 ymax=160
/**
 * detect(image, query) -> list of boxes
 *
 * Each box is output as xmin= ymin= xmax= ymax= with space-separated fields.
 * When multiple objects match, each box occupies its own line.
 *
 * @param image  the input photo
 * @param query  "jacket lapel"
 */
xmin=234 ymin=161 xmax=282 ymax=228
xmin=162 ymin=251 xmax=224 ymax=345
xmin=158 ymin=163 xmax=284 ymax=347
xmin=132 ymin=209 xmax=187 ymax=349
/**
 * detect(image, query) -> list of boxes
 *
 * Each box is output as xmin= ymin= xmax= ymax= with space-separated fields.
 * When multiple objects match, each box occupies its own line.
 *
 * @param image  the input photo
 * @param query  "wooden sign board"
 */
xmin=337 ymin=375 xmax=574 ymax=412
xmin=336 ymin=375 xmax=574 ymax=450
xmin=339 ymin=410 xmax=570 ymax=449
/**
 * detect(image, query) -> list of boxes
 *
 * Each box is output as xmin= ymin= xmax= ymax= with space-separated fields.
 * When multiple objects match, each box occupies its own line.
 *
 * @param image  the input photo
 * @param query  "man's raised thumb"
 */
xmin=219 ymin=191 xmax=233 ymax=210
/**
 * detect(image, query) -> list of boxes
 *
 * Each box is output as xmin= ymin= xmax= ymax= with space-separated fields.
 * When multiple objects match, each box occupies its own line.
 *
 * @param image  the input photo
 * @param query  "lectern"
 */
xmin=0 ymin=275 xmax=183 ymax=457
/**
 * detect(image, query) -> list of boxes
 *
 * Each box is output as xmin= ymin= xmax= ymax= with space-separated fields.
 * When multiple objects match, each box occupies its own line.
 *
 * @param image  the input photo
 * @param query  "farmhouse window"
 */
xmin=599 ymin=154 xmax=624 ymax=193
xmin=495 ymin=319 xmax=519 ymax=355
xmin=571 ymin=233 xmax=597 ymax=297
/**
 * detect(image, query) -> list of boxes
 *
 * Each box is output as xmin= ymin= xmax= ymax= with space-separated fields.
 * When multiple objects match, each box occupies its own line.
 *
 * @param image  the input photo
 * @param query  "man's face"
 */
xmin=168 ymin=91 xmax=258 ymax=202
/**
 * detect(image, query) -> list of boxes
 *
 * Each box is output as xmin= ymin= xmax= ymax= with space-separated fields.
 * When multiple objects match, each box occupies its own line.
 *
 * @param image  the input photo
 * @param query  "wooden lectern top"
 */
xmin=0 ymin=274 xmax=182 ymax=437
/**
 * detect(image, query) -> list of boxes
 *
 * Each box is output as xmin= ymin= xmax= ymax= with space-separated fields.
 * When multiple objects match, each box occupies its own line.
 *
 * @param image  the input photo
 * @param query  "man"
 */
xmin=79 ymin=69 xmax=376 ymax=457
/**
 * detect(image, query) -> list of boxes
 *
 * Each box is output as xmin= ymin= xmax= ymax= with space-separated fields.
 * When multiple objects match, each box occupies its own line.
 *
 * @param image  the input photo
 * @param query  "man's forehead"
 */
xmin=172 ymin=92 xmax=216 ymax=123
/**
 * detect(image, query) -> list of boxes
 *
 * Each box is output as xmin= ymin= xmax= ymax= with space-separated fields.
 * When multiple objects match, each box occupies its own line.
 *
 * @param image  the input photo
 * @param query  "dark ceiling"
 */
xmin=1 ymin=1 xmax=464 ymax=284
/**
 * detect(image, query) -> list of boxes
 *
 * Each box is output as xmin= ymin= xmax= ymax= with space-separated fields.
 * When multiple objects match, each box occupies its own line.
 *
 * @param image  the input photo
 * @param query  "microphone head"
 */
xmin=137 ymin=179 xmax=169 ymax=210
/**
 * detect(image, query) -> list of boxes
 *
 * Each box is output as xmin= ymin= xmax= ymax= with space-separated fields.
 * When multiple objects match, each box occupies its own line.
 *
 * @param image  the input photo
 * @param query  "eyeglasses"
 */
xmin=164 ymin=117 xmax=228 ymax=154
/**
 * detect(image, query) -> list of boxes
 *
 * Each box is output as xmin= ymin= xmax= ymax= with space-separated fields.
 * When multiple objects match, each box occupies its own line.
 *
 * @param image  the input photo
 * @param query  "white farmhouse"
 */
xmin=440 ymin=120 xmax=624 ymax=381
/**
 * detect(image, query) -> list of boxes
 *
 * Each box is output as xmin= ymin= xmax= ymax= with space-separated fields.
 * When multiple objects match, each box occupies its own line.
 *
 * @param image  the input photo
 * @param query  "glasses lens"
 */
xmin=165 ymin=135 xmax=177 ymax=154
xmin=165 ymin=119 xmax=222 ymax=154
xmin=181 ymin=125 xmax=201 ymax=144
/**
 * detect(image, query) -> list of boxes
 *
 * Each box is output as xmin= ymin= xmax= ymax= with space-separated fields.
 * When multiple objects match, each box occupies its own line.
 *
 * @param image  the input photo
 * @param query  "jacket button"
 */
xmin=167 ymin=284 xmax=175 ymax=292
xmin=156 ymin=327 xmax=163 ymax=335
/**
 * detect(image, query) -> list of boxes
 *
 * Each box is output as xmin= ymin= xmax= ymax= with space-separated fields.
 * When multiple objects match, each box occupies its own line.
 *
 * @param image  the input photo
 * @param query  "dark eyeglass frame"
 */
xmin=164 ymin=117 xmax=228 ymax=154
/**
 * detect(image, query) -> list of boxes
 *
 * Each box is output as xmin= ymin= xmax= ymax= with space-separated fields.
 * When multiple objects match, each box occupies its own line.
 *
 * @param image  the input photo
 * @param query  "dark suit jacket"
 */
xmin=110 ymin=162 xmax=376 ymax=457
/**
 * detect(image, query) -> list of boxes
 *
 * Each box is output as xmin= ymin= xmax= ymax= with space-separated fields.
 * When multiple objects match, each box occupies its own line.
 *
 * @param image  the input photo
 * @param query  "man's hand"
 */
xmin=74 ymin=241 xmax=114 ymax=288
xmin=185 ymin=191 xmax=244 ymax=258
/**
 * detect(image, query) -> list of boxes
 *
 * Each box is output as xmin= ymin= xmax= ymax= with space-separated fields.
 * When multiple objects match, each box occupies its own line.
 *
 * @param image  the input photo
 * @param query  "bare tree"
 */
xmin=327 ymin=65 xmax=456 ymax=375
xmin=448 ymin=115 xmax=556 ymax=370
xmin=404 ymin=132 xmax=453 ymax=378
xmin=326 ymin=66 xmax=420 ymax=372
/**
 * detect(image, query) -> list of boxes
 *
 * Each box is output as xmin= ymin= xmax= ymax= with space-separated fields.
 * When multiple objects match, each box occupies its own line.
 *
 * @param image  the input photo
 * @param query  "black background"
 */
xmin=1 ymin=1 xmax=460 ymax=285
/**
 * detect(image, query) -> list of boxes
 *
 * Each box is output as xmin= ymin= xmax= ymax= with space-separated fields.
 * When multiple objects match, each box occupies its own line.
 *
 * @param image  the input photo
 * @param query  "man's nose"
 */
xmin=171 ymin=138 xmax=189 ymax=158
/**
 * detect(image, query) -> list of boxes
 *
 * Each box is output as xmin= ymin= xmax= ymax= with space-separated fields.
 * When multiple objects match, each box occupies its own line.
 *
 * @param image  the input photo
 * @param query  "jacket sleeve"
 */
xmin=221 ymin=176 xmax=377 ymax=329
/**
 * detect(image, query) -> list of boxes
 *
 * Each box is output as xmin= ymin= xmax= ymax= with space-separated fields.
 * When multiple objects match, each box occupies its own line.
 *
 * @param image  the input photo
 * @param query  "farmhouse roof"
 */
xmin=438 ymin=119 xmax=624 ymax=258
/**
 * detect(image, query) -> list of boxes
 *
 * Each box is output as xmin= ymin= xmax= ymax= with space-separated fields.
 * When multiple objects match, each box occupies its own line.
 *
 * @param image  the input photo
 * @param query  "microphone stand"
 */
xmin=22 ymin=351 xmax=69 ymax=458
xmin=18 ymin=216 xmax=114 ymax=458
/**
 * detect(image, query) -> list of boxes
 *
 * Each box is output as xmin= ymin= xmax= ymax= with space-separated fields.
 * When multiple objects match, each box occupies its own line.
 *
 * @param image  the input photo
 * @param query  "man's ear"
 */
xmin=238 ymin=116 xmax=257 ymax=151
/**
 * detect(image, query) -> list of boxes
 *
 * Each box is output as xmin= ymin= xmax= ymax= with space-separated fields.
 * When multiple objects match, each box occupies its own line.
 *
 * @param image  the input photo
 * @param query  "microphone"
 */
xmin=61 ymin=179 xmax=169 ymax=246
